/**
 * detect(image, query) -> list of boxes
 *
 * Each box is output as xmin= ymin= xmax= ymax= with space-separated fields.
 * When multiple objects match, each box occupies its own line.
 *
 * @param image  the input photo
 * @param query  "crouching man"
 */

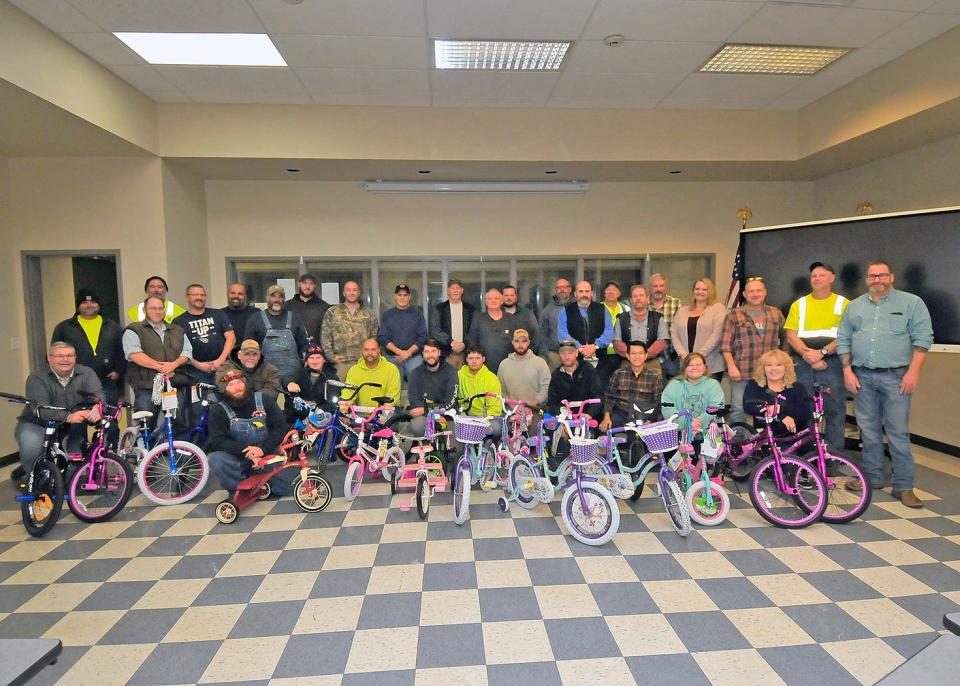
xmin=207 ymin=370 xmax=293 ymax=496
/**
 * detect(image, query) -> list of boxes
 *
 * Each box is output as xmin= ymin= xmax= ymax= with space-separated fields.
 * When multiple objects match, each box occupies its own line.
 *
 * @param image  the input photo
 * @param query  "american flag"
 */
xmin=726 ymin=233 xmax=745 ymax=308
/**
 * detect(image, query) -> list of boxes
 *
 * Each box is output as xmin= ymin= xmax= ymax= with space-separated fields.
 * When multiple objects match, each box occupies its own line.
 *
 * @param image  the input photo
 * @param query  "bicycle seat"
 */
xmin=132 ymin=411 xmax=154 ymax=421
xmin=707 ymin=406 xmax=731 ymax=417
xmin=587 ymin=419 xmax=599 ymax=429
xmin=371 ymin=396 xmax=393 ymax=405
xmin=611 ymin=436 xmax=628 ymax=445
xmin=372 ymin=428 xmax=394 ymax=439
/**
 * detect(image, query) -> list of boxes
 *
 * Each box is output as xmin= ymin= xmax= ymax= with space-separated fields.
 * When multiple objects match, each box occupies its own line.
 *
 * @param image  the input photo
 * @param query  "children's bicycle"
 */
xmin=1 ymin=392 xmax=68 ymax=537
xmin=663 ymin=407 xmax=730 ymax=528
xmin=451 ymin=407 xmax=495 ymax=525
xmin=342 ymin=402 xmax=405 ymax=502
xmin=393 ymin=396 xmax=457 ymax=518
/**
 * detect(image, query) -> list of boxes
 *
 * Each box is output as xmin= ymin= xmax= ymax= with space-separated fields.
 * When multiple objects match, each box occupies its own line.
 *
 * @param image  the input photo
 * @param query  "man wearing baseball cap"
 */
xmin=243 ymin=284 xmax=308 ymax=384
xmin=126 ymin=275 xmax=185 ymax=324
xmin=379 ymin=283 xmax=427 ymax=382
xmin=216 ymin=339 xmax=282 ymax=400
xmin=784 ymin=262 xmax=849 ymax=454
xmin=285 ymin=273 xmax=331 ymax=345
xmin=497 ymin=328 xmax=550 ymax=408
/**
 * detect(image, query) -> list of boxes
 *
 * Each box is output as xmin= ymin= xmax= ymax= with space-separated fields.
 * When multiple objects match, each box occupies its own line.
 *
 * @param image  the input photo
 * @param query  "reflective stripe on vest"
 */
xmin=136 ymin=300 xmax=176 ymax=322
xmin=796 ymin=294 xmax=847 ymax=339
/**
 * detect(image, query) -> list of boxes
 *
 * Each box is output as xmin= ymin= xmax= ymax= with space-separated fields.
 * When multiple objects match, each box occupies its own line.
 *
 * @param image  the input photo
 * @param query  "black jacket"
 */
xmin=285 ymin=295 xmax=330 ymax=344
xmin=431 ymin=300 xmax=477 ymax=353
xmin=50 ymin=316 xmax=126 ymax=380
xmin=208 ymin=392 xmax=287 ymax=456
xmin=744 ymin=381 xmax=813 ymax=436
xmin=285 ymin=365 xmax=339 ymax=418
xmin=546 ymin=361 xmax=604 ymax=420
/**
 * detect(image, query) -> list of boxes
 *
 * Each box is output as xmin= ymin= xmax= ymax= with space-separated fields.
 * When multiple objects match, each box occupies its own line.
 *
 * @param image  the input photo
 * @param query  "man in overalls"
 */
xmin=243 ymin=284 xmax=308 ymax=385
xmin=207 ymin=370 xmax=292 ymax=496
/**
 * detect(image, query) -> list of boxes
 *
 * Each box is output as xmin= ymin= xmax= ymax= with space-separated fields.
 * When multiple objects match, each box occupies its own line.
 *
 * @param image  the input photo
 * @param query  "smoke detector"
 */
xmin=604 ymin=34 xmax=625 ymax=47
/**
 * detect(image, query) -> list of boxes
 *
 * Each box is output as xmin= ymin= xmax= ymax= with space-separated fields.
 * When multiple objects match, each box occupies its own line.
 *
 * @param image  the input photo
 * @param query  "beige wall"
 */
xmin=813 ymin=131 xmax=960 ymax=447
xmin=40 ymin=256 xmax=75 ymax=343
xmin=161 ymin=160 xmax=210 ymax=298
xmin=0 ymin=158 xmax=18 ymax=453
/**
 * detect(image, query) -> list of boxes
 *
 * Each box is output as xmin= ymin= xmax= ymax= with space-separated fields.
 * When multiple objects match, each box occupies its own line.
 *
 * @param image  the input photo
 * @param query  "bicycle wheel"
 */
xmin=380 ymin=446 xmax=405 ymax=482
xmin=21 ymin=458 xmax=64 ymax=538
xmin=556 ymin=458 xmax=614 ymax=489
xmin=561 ymin=481 xmax=620 ymax=546
xmin=726 ymin=422 xmax=760 ymax=481
xmin=137 ymin=440 xmax=209 ymax=506
xmin=750 ymin=456 xmax=827 ymax=529
xmin=658 ymin=470 xmax=692 ymax=537
xmin=416 ymin=474 xmax=430 ymax=519
xmin=293 ymin=471 xmax=332 ymax=513
xmin=805 ymin=452 xmax=872 ymax=524
xmin=685 ymin=479 xmax=730 ymax=527
xmin=343 ymin=461 xmax=363 ymax=502
xmin=68 ymin=453 xmax=133 ymax=523
xmin=117 ymin=427 xmax=145 ymax=465
xmin=477 ymin=443 xmax=496 ymax=491
xmin=453 ymin=462 xmax=471 ymax=525
xmin=508 ymin=454 xmax=541 ymax=510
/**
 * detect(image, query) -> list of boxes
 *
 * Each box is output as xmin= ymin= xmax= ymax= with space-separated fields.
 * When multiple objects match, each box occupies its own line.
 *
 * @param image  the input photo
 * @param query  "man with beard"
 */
xmin=244 ymin=284 xmax=308 ymax=385
xmin=322 ymin=280 xmax=379 ymax=381
xmin=539 ymin=278 xmax=573 ymax=373
xmin=613 ymin=284 xmax=668 ymax=376
xmin=558 ymin=281 xmax=614 ymax=371
xmin=405 ymin=338 xmax=457 ymax=436
xmin=379 ymin=283 xmax=428 ymax=381
xmin=174 ymin=284 xmax=235 ymax=386
xmin=285 ymin=273 xmax=330 ymax=345
xmin=466 ymin=289 xmax=516 ymax=373
xmin=649 ymin=273 xmax=683 ymax=378
xmin=216 ymin=339 xmax=282 ymax=400
xmin=221 ymin=283 xmax=258 ymax=343
xmin=501 ymin=285 xmax=540 ymax=355
xmin=497 ymin=328 xmax=550 ymax=409
xmin=207 ymin=370 xmax=292 ymax=496
xmin=546 ymin=339 xmax=604 ymax=420
xmin=345 ymin=338 xmax=402 ymax=408
xmin=285 ymin=345 xmax=338 ymax=420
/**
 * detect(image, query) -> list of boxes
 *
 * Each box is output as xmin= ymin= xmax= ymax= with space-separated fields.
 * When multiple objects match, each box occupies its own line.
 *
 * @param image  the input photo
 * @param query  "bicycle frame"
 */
xmin=76 ymin=397 xmax=126 ymax=493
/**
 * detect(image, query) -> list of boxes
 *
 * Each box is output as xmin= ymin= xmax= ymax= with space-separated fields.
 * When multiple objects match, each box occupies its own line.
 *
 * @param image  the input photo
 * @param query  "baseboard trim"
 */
xmin=911 ymin=434 xmax=960 ymax=459
xmin=0 ymin=452 xmax=17 ymax=467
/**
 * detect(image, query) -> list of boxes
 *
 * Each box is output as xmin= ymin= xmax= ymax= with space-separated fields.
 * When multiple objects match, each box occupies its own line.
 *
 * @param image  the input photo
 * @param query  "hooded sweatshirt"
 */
xmin=457 ymin=364 xmax=503 ymax=417
xmin=660 ymin=376 xmax=725 ymax=435
xmin=497 ymin=351 xmax=550 ymax=407
xmin=345 ymin=355 xmax=402 ymax=407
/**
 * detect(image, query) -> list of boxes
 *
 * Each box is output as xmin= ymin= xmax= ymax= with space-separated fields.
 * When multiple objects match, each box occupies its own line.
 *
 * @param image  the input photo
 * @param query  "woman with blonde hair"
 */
xmin=671 ymin=277 xmax=727 ymax=380
xmin=743 ymin=349 xmax=811 ymax=436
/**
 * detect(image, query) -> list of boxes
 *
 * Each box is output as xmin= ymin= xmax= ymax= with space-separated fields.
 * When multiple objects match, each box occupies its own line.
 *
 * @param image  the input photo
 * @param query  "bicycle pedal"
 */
xmin=483 ymin=481 xmax=496 ymax=490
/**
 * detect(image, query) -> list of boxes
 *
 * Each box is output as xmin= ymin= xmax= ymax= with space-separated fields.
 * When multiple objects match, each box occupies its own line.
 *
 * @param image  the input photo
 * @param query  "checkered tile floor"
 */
xmin=2 ymin=448 xmax=960 ymax=686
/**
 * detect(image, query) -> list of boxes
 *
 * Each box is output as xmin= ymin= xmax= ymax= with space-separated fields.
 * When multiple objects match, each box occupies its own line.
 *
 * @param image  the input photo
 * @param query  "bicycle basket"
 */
xmin=636 ymin=419 xmax=679 ymax=454
xmin=569 ymin=437 xmax=600 ymax=465
xmin=454 ymin=415 xmax=490 ymax=444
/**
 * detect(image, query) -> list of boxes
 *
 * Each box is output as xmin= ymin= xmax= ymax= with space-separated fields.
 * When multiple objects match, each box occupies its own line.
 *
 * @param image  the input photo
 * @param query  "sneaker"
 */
xmin=845 ymin=479 xmax=884 ymax=493
xmin=892 ymin=489 xmax=923 ymax=508
xmin=11 ymin=465 xmax=24 ymax=481
xmin=798 ymin=473 xmax=816 ymax=491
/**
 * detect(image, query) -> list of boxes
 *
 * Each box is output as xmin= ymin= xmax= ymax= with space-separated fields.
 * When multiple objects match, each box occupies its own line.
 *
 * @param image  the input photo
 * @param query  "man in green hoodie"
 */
xmin=345 ymin=338 xmax=401 ymax=407
xmin=457 ymin=344 xmax=503 ymax=438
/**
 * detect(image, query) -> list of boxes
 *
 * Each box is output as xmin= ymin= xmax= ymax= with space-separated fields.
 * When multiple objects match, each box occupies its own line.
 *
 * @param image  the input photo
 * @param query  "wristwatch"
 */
xmin=820 ymin=348 xmax=829 ymax=357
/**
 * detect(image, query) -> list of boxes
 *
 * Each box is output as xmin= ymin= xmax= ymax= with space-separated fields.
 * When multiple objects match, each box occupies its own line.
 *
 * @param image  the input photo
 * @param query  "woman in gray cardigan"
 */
xmin=671 ymin=277 xmax=727 ymax=380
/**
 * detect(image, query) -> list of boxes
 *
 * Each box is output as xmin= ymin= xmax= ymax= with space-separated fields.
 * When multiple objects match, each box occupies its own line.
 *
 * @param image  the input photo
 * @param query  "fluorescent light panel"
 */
xmin=434 ymin=40 xmax=571 ymax=71
xmin=700 ymin=44 xmax=849 ymax=75
xmin=114 ymin=32 xmax=286 ymax=66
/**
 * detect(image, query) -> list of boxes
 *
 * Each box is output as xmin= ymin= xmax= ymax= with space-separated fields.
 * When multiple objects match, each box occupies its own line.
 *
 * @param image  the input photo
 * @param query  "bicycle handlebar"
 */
xmin=0 ymin=391 xmax=66 ymax=412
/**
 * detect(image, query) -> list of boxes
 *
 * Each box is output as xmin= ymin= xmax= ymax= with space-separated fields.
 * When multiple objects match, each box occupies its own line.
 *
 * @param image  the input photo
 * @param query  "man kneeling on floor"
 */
xmin=208 ymin=370 xmax=294 ymax=497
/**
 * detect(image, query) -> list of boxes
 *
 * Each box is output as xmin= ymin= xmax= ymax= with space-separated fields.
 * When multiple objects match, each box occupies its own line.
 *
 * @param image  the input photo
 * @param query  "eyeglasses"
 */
xmin=866 ymin=273 xmax=891 ymax=280
xmin=50 ymin=354 xmax=76 ymax=359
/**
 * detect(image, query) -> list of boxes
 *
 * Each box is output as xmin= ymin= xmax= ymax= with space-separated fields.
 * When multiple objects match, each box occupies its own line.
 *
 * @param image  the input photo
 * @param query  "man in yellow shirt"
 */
xmin=457 ymin=344 xmax=504 ymax=439
xmin=127 ymin=275 xmax=185 ymax=324
xmin=345 ymin=339 xmax=401 ymax=408
xmin=51 ymin=289 xmax=125 ymax=403
xmin=784 ymin=262 xmax=848 ymax=451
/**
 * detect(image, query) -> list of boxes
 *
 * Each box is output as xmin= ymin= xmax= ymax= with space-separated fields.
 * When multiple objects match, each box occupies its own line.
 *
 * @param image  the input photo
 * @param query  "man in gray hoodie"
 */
xmin=538 ymin=278 xmax=573 ymax=373
xmin=498 ymin=329 xmax=550 ymax=409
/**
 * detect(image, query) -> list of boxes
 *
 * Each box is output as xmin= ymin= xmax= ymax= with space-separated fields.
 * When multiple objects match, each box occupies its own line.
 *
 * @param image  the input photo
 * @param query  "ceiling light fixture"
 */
xmin=700 ymin=43 xmax=849 ymax=75
xmin=434 ymin=40 xmax=571 ymax=71
xmin=113 ymin=32 xmax=287 ymax=66
xmin=286 ymin=168 xmax=301 ymax=173
xmin=364 ymin=181 xmax=588 ymax=194
xmin=669 ymin=170 xmax=682 ymax=175
xmin=418 ymin=170 xmax=431 ymax=174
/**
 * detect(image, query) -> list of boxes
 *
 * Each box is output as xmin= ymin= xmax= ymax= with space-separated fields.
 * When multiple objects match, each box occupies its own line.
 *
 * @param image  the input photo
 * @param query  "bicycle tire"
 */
xmin=659 ymin=471 xmax=692 ymax=536
xmin=380 ymin=446 xmax=405 ymax=483
xmin=685 ymin=479 xmax=730 ymax=527
xmin=136 ymin=440 xmax=209 ymax=506
xmin=68 ymin=453 xmax=133 ymax=523
xmin=117 ymin=427 xmax=145 ymax=465
xmin=21 ymin=458 xmax=64 ymax=538
xmin=561 ymin=480 xmax=620 ymax=546
xmin=453 ymin=462 xmax=471 ymax=525
xmin=750 ymin=455 xmax=827 ymax=529
xmin=416 ymin=474 xmax=430 ymax=519
xmin=556 ymin=457 xmax=614 ymax=490
xmin=293 ymin=471 xmax=332 ymax=513
xmin=804 ymin=451 xmax=872 ymax=524
xmin=508 ymin=454 xmax=540 ymax=510
xmin=478 ymin=446 xmax=497 ymax=492
xmin=344 ymin=461 xmax=363 ymax=502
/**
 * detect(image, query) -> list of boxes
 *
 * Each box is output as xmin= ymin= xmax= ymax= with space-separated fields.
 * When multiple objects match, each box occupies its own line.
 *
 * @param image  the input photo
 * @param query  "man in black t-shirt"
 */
xmin=220 ymin=283 xmax=258 ymax=345
xmin=174 ymin=284 xmax=236 ymax=386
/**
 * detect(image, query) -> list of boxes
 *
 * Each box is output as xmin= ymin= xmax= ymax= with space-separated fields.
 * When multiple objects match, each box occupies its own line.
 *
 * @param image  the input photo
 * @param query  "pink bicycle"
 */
xmin=342 ymin=404 xmax=405 ymax=502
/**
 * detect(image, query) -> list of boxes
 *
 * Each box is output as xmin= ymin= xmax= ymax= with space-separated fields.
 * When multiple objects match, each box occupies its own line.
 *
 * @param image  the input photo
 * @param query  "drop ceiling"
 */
xmin=10 ymin=0 xmax=960 ymax=110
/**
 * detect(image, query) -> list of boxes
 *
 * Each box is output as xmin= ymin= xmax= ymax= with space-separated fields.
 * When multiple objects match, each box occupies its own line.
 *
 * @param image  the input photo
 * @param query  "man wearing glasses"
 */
xmin=837 ymin=261 xmax=933 ymax=508
xmin=721 ymin=276 xmax=785 ymax=423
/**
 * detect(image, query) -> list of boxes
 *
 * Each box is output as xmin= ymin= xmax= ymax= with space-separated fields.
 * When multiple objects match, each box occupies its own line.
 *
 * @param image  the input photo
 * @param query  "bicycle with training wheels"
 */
xmin=342 ymin=397 xmax=405 ymax=502
xmin=2 ymin=392 xmax=69 ymax=537
xmin=122 ymin=374 xmax=209 ymax=505
xmin=451 ymin=393 xmax=499 ymax=525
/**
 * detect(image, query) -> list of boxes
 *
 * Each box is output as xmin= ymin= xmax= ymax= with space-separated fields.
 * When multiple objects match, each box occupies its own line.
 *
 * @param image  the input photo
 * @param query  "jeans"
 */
xmin=794 ymin=354 xmax=846 ymax=452
xmin=729 ymin=380 xmax=748 ymax=424
xmin=15 ymin=421 xmax=85 ymax=473
xmin=392 ymin=354 xmax=423 ymax=382
xmin=853 ymin=367 xmax=913 ymax=490
xmin=208 ymin=450 xmax=295 ymax=497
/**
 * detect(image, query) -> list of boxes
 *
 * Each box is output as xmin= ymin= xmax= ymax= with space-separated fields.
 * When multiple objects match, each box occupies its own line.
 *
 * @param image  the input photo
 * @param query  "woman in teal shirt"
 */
xmin=660 ymin=352 xmax=725 ymax=437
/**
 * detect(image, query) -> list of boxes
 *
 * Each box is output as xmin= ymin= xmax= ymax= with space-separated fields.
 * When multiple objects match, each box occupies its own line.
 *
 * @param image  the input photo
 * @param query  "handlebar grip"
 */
xmin=584 ymin=398 xmax=601 ymax=404
xmin=0 ymin=391 xmax=27 ymax=402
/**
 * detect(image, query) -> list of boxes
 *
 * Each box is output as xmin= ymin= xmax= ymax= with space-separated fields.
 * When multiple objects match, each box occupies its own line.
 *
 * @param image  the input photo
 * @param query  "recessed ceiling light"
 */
xmin=699 ymin=43 xmax=849 ymax=75
xmin=286 ymin=168 xmax=301 ymax=173
xmin=669 ymin=170 xmax=682 ymax=175
xmin=418 ymin=170 xmax=431 ymax=174
xmin=434 ymin=40 xmax=571 ymax=71
xmin=113 ymin=33 xmax=286 ymax=66
xmin=545 ymin=170 xmax=558 ymax=175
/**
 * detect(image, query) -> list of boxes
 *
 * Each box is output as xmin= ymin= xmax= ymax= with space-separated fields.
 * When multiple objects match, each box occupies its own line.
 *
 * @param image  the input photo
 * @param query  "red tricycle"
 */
xmin=215 ymin=429 xmax=332 ymax=523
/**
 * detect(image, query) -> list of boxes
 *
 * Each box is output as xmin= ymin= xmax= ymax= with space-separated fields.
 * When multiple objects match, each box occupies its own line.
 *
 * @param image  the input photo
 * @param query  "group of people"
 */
xmin=16 ymin=259 xmax=933 ymax=508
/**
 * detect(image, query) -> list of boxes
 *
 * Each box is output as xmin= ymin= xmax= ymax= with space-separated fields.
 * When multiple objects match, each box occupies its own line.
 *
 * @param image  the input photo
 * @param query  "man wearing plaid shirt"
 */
xmin=600 ymin=340 xmax=664 ymax=432
xmin=722 ymin=277 xmax=786 ymax=423
xmin=649 ymin=274 xmax=683 ymax=379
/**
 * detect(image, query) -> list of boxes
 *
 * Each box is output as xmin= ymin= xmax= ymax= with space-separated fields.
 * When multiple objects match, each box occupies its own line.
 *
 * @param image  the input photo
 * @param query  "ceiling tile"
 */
xmin=9 ymin=0 xmax=102 ymax=32
xmin=548 ymin=96 xmax=665 ymax=108
xmin=551 ymin=71 xmax=685 ymax=102
xmin=155 ymin=66 xmax=313 ymax=104
xmin=305 ymin=93 xmax=431 ymax=106
xmin=249 ymin=0 xmax=426 ymax=37
xmin=430 ymin=71 xmax=559 ymax=106
xmin=850 ymin=0 xmax=940 ymax=10
xmin=273 ymin=35 xmax=428 ymax=69
xmin=926 ymin=0 xmax=960 ymax=12
xmin=584 ymin=0 xmax=764 ymax=42
xmin=659 ymin=72 xmax=800 ymax=109
xmin=66 ymin=0 xmax=266 ymax=32
xmin=564 ymin=40 xmax=718 ymax=74
xmin=60 ymin=32 xmax=147 ymax=65
xmin=764 ymin=47 xmax=901 ymax=107
xmin=730 ymin=4 xmax=913 ymax=47
xmin=144 ymin=90 xmax=192 ymax=103
xmin=426 ymin=0 xmax=596 ymax=40
xmin=867 ymin=11 xmax=960 ymax=48
xmin=296 ymin=67 xmax=430 ymax=98
xmin=109 ymin=64 xmax=181 ymax=92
